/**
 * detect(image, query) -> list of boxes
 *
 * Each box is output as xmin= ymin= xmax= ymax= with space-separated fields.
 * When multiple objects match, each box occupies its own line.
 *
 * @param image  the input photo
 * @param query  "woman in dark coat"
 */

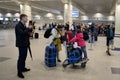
xmin=106 ymin=25 xmax=114 ymax=56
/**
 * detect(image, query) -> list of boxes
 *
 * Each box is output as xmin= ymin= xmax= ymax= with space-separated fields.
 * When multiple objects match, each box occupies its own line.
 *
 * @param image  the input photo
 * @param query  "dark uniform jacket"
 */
xmin=15 ymin=21 xmax=31 ymax=47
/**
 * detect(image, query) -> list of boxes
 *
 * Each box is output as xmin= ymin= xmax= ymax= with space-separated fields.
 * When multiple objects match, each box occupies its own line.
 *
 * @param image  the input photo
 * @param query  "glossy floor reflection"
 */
xmin=0 ymin=29 xmax=120 ymax=80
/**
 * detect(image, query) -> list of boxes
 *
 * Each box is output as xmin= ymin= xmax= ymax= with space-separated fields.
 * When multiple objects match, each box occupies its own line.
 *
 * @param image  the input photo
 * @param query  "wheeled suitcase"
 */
xmin=45 ymin=45 xmax=57 ymax=67
xmin=35 ymin=33 xmax=39 ymax=39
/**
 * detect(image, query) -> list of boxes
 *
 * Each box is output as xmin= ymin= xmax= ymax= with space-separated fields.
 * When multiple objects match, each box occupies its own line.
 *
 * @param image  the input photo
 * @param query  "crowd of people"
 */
xmin=46 ymin=21 xmax=115 ymax=54
xmin=15 ymin=14 xmax=115 ymax=78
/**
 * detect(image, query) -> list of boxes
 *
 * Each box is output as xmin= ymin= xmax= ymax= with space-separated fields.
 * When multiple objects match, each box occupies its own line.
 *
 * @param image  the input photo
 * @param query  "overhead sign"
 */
xmin=72 ymin=10 xmax=79 ymax=17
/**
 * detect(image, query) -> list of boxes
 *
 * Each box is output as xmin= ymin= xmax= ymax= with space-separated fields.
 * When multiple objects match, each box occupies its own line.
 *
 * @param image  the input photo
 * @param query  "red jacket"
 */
xmin=70 ymin=33 xmax=86 ymax=47
xmin=64 ymin=31 xmax=74 ymax=42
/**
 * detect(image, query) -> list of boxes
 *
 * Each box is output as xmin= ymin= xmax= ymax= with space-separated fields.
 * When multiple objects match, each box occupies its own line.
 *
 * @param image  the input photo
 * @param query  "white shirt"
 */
xmin=48 ymin=28 xmax=58 ymax=45
xmin=51 ymin=28 xmax=58 ymax=38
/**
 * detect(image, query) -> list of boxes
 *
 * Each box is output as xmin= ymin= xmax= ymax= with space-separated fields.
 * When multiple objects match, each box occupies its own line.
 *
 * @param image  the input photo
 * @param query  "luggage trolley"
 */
xmin=62 ymin=43 xmax=88 ymax=68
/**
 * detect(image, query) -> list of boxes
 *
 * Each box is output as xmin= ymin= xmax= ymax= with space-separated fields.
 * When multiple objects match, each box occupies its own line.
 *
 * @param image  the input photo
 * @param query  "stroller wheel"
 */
xmin=63 ymin=59 xmax=69 ymax=68
xmin=81 ymin=62 xmax=86 ymax=68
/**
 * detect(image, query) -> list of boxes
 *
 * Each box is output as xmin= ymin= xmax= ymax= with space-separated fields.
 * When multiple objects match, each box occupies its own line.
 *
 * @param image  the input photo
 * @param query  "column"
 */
xmin=64 ymin=3 xmax=69 ymax=24
xmin=20 ymin=3 xmax=32 ymax=21
xmin=115 ymin=1 xmax=120 ymax=32
xmin=68 ymin=0 xmax=73 ymax=26
xmin=64 ymin=0 xmax=73 ymax=27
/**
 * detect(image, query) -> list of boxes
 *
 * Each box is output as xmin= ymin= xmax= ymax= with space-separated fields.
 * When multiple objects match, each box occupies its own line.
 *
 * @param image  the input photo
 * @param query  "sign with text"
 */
xmin=72 ymin=10 xmax=79 ymax=17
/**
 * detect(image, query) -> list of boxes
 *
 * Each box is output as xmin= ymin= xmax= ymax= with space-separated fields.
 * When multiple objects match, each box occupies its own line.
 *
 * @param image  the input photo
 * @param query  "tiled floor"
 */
xmin=0 ymin=29 xmax=120 ymax=80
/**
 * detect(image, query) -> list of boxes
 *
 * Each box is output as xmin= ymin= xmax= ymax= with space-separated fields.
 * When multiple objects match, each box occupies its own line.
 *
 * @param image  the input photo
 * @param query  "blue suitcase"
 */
xmin=45 ymin=45 xmax=57 ymax=67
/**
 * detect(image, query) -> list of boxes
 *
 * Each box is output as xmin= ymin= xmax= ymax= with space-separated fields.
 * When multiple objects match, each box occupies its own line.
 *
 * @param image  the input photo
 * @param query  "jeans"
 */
xmin=17 ymin=47 xmax=28 ymax=73
xmin=81 ymin=46 xmax=88 ymax=58
xmin=72 ymin=30 xmax=76 ymax=36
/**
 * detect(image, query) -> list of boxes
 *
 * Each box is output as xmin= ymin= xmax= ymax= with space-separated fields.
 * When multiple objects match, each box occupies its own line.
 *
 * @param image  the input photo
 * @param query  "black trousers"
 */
xmin=17 ymin=47 xmax=28 ymax=73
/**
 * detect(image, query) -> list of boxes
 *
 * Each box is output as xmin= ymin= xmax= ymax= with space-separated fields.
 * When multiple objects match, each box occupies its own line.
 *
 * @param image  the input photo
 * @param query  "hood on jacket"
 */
xmin=76 ymin=33 xmax=83 ymax=39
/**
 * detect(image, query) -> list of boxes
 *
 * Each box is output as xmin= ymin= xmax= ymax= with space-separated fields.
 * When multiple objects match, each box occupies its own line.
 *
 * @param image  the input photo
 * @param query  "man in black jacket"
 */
xmin=15 ymin=14 xmax=32 ymax=78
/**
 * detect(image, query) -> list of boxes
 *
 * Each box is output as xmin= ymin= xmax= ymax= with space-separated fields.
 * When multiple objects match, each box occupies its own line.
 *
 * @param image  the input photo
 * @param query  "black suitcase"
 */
xmin=35 ymin=33 xmax=39 ymax=39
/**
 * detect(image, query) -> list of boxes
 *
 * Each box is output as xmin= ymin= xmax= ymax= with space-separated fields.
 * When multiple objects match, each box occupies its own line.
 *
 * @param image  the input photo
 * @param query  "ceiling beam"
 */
xmin=27 ymin=0 xmax=59 ymax=1
xmin=0 ymin=3 xmax=19 ymax=12
xmin=0 ymin=0 xmax=61 ymax=15
xmin=61 ymin=0 xmax=86 ymax=15
xmin=72 ymin=1 xmax=86 ymax=15
xmin=10 ymin=0 xmax=21 ymax=4
xmin=11 ymin=0 xmax=61 ymax=14
xmin=110 ymin=0 xmax=117 ymax=15
xmin=61 ymin=0 xmax=68 ymax=3
xmin=117 ymin=0 xmax=120 ymax=4
xmin=110 ymin=5 xmax=115 ymax=15
xmin=0 ymin=3 xmax=39 ymax=15
xmin=30 ymin=3 xmax=61 ymax=14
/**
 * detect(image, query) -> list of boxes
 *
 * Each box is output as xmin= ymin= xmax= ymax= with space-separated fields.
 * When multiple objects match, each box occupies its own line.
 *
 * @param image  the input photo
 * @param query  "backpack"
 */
xmin=44 ymin=28 xmax=52 ymax=38
xmin=83 ymin=31 xmax=89 ymax=41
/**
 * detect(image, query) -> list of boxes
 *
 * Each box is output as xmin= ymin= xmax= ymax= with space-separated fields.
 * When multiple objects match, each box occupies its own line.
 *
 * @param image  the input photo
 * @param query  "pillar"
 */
xmin=68 ymin=0 xmax=73 ymax=26
xmin=64 ymin=0 xmax=73 ymax=27
xmin=20 ymin=3 xmax=32 ymax=21
xmin=115 ymin=1 xmax=120 ymax=32
xmin=64 ymin=3 xmax=69 ymax=24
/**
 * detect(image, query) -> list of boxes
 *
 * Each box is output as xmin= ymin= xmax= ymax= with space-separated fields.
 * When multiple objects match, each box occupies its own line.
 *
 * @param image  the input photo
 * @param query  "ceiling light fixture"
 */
xmin=94 ymin=13 xmax=103 ymax=17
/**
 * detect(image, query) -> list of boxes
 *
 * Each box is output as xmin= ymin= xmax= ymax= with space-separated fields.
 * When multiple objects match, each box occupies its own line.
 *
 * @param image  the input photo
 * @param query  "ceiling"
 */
xmin=0 ymin=0 xmax=117 ymax=16
xmin=0 ymin=8 xmax=18 ymax=14
xmin=29 ymin=0 xmax=64 ymax=12
xmin=73 ymin=0 xmax=116 ymax=14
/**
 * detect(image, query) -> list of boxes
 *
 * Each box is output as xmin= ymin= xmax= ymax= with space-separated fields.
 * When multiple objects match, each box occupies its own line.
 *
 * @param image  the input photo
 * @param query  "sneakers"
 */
xmin=86 ymin=58 xmax=89 ymax=61
xmin=83 ymin=58 xmax=89 ymax=61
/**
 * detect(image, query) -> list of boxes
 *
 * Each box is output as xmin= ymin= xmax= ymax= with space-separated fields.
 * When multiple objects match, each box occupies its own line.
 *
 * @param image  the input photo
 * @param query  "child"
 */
xmin=69 ymin=30 xmax=89 ymax=60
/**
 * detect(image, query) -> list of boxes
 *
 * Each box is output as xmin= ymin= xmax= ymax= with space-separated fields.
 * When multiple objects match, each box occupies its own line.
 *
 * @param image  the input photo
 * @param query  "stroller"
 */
xmin=62 ymin=43 xmax=88 ymax=68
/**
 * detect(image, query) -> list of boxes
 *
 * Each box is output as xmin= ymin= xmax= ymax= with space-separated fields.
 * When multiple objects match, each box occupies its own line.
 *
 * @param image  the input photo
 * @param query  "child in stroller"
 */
xmin=63 ymin=30 xmax=89 ymax=68
xmin=69 ymin=29 xmax=89 ymax=60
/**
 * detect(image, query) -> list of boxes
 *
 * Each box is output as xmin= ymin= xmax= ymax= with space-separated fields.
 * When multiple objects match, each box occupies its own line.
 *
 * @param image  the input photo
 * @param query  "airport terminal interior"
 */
xmin=0 ymin=0 xmax=120 ymax=80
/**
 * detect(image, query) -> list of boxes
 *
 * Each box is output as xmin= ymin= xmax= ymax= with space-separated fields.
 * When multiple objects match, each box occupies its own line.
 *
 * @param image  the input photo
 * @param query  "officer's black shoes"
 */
xmin=17 ymin=68 xmax=30 ymax=78
xmin=17 ymin=73 xmax=24 ymax=79
xmin=22 ymin=68 xmax=30 ymax=72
